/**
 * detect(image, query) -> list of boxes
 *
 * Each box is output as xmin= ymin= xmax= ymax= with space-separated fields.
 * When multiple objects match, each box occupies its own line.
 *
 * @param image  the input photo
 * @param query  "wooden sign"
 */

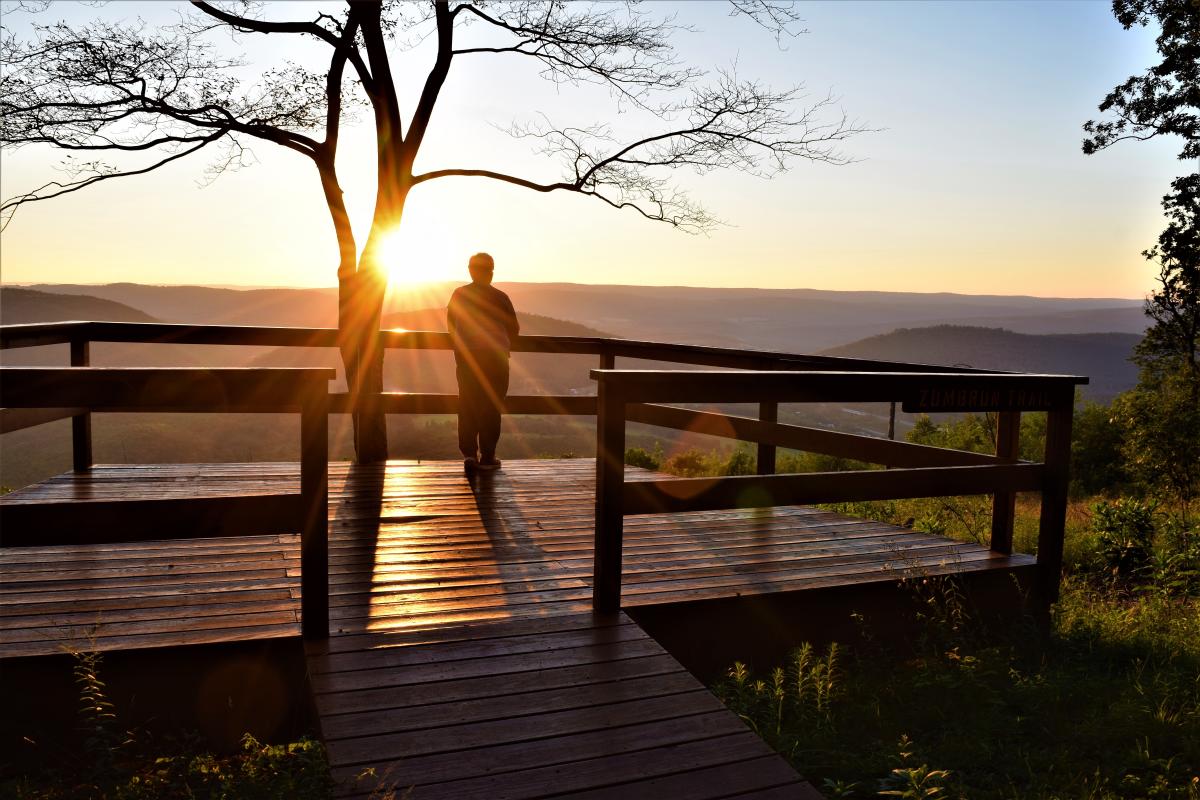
xmin=902 ymin=385 xmax=1057 ymax=413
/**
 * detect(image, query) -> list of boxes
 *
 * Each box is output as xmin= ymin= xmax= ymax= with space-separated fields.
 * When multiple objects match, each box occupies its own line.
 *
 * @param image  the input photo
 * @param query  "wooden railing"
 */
xmin=0 ymin=320 xmax=1087 ymax=619
xmin=0 ymin=320 xmax=1003 ymax=471
xmin=590 ymin=369 xmax=1084 ymax=613
xmin=0 ymin=366 xmax=333 ymax=638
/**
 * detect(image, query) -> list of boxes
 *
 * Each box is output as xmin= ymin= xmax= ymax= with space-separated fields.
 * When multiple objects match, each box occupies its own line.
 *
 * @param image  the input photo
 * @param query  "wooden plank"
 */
xmin=0 ymin=458 xmax=1037 ymax=669
xmin=624 ymin=463 xmax=1046 ymax=515
xmin=0 ymin=367 xmax=336 ymax=412
xmin=320 ymin=672 xmax=705 ymax=740
xmin=592 ymin=369 xmax=1085 ymax=406
xmin=315 ymin=656 xmax=684 ymax=718
xmin=0 ymin=321 xmax=85 ymax=349
xmin=626 ymin=403 xmax=1003 ymax=467
xmin=327 ymin=393 xmax=597 ymax=415
xmin=338 ymin=732 xmax=775 ymax=800
xmin=331 ymin=710 xmax=755 ymax=790
xmin=0 ymin=406 xmax=82 ymax=433
xmin=0 ymin=495 xmax=303 ymax=546
xmin=552 ymin=755 xmax=806 ymax=800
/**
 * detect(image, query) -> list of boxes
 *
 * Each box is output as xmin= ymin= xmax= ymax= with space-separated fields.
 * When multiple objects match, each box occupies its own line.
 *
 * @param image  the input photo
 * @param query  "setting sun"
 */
xmin=374 ymin=213 xmax=477 ymax=292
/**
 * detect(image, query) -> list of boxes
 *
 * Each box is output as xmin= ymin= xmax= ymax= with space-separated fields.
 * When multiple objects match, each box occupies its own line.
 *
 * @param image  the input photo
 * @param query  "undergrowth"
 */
xmin=714 ymin=576 xmax=1200 ymax=798
xmin=5 ymin=650 xmax=333 ymax=800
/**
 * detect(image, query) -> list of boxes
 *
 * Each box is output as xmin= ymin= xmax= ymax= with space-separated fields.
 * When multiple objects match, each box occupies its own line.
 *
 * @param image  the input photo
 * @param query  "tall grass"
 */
xmin=714 ymin=574 xmax=1200 ymax=798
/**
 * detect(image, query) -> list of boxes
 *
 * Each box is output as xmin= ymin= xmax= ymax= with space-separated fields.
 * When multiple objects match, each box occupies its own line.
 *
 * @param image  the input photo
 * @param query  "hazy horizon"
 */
xmin=2 ymin=279 xmax=1150 ymax=304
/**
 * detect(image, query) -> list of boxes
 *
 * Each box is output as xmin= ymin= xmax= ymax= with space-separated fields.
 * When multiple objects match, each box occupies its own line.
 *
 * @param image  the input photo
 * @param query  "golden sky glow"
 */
xmin=0 ymin=1 xmax=1180 ymax=299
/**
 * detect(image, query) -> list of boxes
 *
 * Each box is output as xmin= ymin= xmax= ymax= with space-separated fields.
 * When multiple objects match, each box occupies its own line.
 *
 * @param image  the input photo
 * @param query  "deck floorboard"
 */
xmin=1 ymin=458 xmax=1036 ymax=797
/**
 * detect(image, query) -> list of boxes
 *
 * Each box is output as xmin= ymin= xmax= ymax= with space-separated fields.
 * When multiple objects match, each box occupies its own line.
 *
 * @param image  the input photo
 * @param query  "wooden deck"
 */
xmin=0 ymin=458 xmax=1035 ymax=798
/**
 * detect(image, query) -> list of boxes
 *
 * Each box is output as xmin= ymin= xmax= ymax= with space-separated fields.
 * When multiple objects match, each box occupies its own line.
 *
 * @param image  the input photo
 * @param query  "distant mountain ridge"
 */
xmin=16 ymin=281 xmax=1146 ymax=353
xmin=381 ymin=307 xmax=610 ymax=338
xmin=823 ymin=325 xmax=1141 ymax=401
xmin=0 ymin=287 xmax=158 ymax=325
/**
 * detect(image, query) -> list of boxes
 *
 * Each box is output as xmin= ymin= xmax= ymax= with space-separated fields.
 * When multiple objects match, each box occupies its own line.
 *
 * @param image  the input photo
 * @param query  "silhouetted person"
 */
xmin=448 ymin=252 xmax=519 ymax=473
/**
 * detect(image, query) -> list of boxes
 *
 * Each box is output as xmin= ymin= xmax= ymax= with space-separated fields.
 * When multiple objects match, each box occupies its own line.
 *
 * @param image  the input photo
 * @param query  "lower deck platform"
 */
xmin=1 ymin=459 xmax=1035 ymax=797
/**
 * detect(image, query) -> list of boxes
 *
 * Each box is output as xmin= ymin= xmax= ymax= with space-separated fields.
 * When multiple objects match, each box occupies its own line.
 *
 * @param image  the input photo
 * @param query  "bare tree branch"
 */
xmin=727 ymin=1 xmax=807 ymax=42
xmin=413 ymin=69 xmax=868 ymax=232
xmin=0 ymin=132 xmax=223 ymax=231
xmin=453 ymin=2 xmax=698 ymax=108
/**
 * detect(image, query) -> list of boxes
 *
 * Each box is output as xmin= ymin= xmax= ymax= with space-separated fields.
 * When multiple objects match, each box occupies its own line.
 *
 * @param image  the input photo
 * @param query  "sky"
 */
xmin=0 ymin=0 xmax=1184 ymax=298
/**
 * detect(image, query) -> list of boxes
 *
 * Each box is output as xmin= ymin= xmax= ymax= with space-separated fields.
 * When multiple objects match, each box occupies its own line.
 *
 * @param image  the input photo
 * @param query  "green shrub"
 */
xmin=1092 ymin=499 xmax=1157 ymax=585
xmin=623 ymin=445 xmax=661 ymax=470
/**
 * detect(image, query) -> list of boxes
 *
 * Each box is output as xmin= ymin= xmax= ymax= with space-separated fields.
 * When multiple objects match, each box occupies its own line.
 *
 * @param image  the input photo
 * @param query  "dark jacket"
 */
xmin=447 ymin=283 xmax=520 ymax=359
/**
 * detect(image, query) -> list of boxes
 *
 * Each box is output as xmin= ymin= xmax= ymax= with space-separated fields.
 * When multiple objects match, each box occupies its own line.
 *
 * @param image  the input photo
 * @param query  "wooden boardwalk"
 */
xmin=1 ymin=458 xmax=1035 ymax=797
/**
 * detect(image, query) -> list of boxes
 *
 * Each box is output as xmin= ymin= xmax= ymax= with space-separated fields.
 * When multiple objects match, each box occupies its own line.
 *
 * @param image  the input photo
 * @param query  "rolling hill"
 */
xmin=19 ymin=282 xmax=1146 ymax=353
xmin=822 ymin=325 xmax=1141 ymax=401
xmin=251 ymin=308 xmax=613 ymax=395
xmin=0 ymin=287 xmax=158 ymax=325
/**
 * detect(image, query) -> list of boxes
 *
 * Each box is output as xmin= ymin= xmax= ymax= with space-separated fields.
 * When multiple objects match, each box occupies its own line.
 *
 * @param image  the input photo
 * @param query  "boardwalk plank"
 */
xmin=1 ymin=457 xmax=1038 ymax=797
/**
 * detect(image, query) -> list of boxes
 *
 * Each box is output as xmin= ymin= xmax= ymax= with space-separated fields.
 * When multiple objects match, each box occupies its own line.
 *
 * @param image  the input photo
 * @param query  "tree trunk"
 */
xmin=339 ymin=268 xmax=389 ymax=463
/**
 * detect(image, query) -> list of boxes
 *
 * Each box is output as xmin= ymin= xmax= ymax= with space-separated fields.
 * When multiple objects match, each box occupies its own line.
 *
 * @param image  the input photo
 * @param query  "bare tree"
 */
xmin=1 ymin=1 xmax=866 ymax=461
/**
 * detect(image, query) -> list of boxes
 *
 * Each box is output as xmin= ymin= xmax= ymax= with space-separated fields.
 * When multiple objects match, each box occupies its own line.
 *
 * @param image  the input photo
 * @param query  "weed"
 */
xmin=8 ymin=650 xmax=332 ymax=799
xmin=714 ymin=580 xmax=1200 ymax=798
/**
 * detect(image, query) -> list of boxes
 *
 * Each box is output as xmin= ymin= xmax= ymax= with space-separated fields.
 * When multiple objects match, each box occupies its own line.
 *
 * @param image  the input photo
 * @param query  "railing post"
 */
xmin=989 ymin=411 xmax=1020 ymax=554
xmin=593 ymin=373 xmax=625 ymax=613
xmin=757 ymin=401 xmax=777 ymax=475
xmin=69 ymin=337 xmax=92 ymax=472
xmin=300 ymin=385 xmax=330 ymax=639
xmin=599 ymin=348 xmax=615 ymax=370
xmin=1036 ymin=395 xmax=1074 ymax=610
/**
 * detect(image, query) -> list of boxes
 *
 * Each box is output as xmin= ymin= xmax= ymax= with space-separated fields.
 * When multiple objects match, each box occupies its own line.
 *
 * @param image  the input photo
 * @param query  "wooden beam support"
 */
xmin=70 ymin=338 xmax=92 ymax=472
xmin=757 ymin=401 xmax=777 ymax=475
xmin=327 ymin=393 xmax=598 ymax=415
xmin=0 ymin=494 xmax=302 ymax=546
xmin=990 ymin=412 xmax=1021 ymax=554
xmin=300 ymin=387 xmax=330 ymax=639
xmin=593 ymin=377 xmax=626 ymax=613
xmin=0 ymin=407 xmax=85 ymax=434
xmin=1036 ymin=396 xmax=1075 ymax=609
xmin=592 ymin=370 xmax=1087 ymax=406
xmin=624 ymin=403 xmax=1006 ymax=468
xmin=624 ymin=463 xmax=1046 ymax=516
xmin=0 ymin=367 xmax=336 ymax=412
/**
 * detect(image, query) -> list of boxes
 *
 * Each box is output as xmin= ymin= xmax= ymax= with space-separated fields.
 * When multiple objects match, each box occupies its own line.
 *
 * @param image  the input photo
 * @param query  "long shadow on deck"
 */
xmin=465 ymin=467 xmax=587 ymax=618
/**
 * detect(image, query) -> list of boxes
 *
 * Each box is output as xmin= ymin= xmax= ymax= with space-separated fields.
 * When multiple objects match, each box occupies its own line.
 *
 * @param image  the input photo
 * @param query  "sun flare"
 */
xmin=376 ymin=221 xmax=469 ymax=293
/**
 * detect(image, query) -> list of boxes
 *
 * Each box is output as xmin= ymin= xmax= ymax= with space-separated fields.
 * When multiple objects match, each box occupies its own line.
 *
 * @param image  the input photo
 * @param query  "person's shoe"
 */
xmin=463 ymin=456 xmax=478 ymax=474
xmin=476 ymin=457 xmax=502 ymax=471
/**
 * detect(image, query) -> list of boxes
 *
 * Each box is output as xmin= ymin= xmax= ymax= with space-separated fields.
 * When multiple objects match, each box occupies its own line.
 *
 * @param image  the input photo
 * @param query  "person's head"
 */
xmin=468 ymin=252 xmax=495 ymax=285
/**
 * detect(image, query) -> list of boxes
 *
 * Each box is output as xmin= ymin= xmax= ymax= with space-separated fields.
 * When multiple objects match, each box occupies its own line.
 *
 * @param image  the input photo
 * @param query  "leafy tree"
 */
xmin=1070 ymin=401 xmax=1127 ymax=497
xmin=1083 ymin=0 xmax=1199 ymax=513
xmin=1113 ymin=370 xmax=1200 ymax=515
xmin=1135 ymin=174 xmax=1200 ymax=389
xmin=1083 ymin=0 xmax=1199 ymax=390
xmin=0 ymin=1 xmax=865 ymax=460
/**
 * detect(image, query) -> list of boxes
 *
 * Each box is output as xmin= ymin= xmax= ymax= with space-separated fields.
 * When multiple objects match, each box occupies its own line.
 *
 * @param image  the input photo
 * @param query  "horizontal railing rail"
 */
xmin=0 ymin=366 xmax=333 ymax=639
xmin=590 ymin=368 xmax=1084 ymax=613
xmin=0 ymin=319 xmax=1002 ymax=372
xmin=0 ymin=320 xmax=1012 ymax=474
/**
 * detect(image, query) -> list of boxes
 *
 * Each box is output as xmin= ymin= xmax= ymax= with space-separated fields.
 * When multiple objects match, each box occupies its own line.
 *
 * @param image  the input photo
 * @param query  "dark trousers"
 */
xmin=456 ymin=352 xmax=510 ymax=460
